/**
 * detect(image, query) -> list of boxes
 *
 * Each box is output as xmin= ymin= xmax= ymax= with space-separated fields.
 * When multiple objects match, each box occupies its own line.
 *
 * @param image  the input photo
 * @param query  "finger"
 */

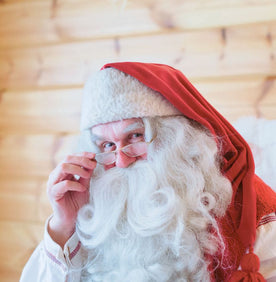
xmin=47 ymin=166 xmax=70 ymax=188
xmin=79 ymin=173 xmax=92 ymax=187
xmin=48 ymin=163 xmax=92 ymax=187
xmin=47 ymin=152 xmax=96 ymax=187
xmin=74 ymin=151 xmax=96 ymax=159
xmin=64 ymin=154 xmax=97 ymax=170
xmin=50 ymin=180 xmax=87 ymax=201
xmin=60 ymin=163 xmax=92 ymax=179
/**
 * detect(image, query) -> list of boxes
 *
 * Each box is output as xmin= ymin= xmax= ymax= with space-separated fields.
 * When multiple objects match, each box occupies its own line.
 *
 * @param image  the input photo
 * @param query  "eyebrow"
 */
xmin=122 ymin=121 xmax=144 ymax=134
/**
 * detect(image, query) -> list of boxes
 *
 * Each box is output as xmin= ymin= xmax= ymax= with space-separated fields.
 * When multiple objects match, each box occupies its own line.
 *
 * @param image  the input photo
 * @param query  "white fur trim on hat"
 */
xmin=80 ymin=67 xmax=181 ymax=131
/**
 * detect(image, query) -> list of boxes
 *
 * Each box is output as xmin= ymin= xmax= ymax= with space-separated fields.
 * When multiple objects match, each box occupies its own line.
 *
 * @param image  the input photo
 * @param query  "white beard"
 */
xmin=76 ymin=116 xmax=233 ymax=282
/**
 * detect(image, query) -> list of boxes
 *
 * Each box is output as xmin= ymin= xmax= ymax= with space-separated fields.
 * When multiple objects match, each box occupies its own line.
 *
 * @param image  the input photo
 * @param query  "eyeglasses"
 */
xmin=95 ymin=138 xmax=154 ymax=165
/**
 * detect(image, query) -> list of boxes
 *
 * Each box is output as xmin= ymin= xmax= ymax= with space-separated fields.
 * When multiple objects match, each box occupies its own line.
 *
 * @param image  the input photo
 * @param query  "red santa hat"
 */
xmin=81 ymin=62 xmax=273 ymax=280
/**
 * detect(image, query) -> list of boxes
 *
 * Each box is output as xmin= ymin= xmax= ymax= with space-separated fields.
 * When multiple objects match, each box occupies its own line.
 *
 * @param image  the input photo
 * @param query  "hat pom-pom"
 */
xmin=228 ymin=248 xmax=265 ymax=282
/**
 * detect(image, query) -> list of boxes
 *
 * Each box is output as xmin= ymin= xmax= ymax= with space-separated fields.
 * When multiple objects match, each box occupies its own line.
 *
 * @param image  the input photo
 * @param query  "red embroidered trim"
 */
xmin=257 ymin=212 xmax=276 ymax=227
xmin=69 ymin=241 xmax=81 ymax=260
xmin=44 ymin=247 xmax=67 ymax=272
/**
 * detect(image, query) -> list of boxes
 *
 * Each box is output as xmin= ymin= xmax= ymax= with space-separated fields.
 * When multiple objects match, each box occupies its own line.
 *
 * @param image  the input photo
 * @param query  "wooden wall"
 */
xmin=0 ymin=0 xmax=275 ymax=281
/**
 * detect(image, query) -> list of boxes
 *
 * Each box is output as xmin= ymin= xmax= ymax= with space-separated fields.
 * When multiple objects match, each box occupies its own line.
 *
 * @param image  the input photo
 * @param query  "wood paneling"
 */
xmin=0 ymin=88 xmax=82 ymax=133
xmin=1 ymin=23 xmax=275 ymax=88
xmin=1 ymin=0 xmax=276 ymax=281
xmin=0 ymin=0 xmax=276 ymax=48
xmin=0 ymin=134 xmax=79 ymax=176
xmin=0 ymin=177 xmax=51 ymax=223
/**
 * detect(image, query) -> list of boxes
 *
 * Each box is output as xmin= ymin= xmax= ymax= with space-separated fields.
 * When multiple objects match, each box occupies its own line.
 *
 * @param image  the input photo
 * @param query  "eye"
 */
xmin=129 ymin=132 xmax=144 ymax=142
xmin=102 ymin=142 xmax=116 ymax=152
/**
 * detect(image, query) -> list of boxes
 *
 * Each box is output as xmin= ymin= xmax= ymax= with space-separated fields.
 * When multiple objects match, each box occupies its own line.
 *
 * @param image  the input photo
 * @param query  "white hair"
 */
xmin=76 ymin=116 xmax=232 ymax=281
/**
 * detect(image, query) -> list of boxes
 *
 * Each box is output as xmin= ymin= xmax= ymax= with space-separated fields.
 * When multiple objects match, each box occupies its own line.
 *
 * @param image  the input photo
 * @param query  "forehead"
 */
xmin=91 ymin=118 xmax=144 ymax=139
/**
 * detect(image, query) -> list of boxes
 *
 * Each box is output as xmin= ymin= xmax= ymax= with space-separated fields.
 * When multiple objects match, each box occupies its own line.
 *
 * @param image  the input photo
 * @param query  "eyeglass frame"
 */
xmin=94 ymin=136 xmax=155 ymax=165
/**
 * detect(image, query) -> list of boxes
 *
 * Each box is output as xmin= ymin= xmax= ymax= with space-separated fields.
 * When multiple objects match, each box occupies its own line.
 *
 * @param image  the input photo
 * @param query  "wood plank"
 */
xmin=154 ymin=0 xmax=276 ymax=30
xmin=193 ymin=79 xmax=276 ymax=120
xmin=0 ymin=177 xmax=51 ymax=223
xmin=0 ymin=0 xmax=158 ymax=49
xmin=194 ymin=77 xmax=276 ymax=120
xmin=215 ymin=105 xmax=276 ymax=122
xmin=193 ymin=77 xmax=276 ymax=106
xmin=1 ymin=0 xmax=276 ymax=48
xmin=0 ymin=88 xmax=82 ymax=134
xmin=0 ymin=23 xmax=275 ymax=88
xmin=0 ymin=77 xmax=275 ymax=134
xmin=0 ymin=133 xmax=79 ymax=177
xmin=0 ymin=220 xmax=44 ymax=282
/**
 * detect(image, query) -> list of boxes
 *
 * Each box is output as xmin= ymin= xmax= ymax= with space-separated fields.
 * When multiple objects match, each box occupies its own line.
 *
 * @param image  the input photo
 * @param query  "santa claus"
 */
xmin=21 ymin=62 xmax=276 ymax=282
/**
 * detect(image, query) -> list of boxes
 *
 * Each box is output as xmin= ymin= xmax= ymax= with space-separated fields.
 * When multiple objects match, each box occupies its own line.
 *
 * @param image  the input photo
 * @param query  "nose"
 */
xmin=115 ymin=150 xmax=136 ymax=168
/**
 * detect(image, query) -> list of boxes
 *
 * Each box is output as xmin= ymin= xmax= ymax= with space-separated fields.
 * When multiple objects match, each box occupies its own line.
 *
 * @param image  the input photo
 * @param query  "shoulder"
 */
xmin=254 ymin=212 xmax=276 ymax=280
xmin=254 ymin=175 xmax=276 ymax=223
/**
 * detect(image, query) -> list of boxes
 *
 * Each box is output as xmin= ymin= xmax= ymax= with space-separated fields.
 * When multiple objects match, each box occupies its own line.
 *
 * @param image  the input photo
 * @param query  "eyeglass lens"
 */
xmin=95 ymin=142 xmax=148 ymax=165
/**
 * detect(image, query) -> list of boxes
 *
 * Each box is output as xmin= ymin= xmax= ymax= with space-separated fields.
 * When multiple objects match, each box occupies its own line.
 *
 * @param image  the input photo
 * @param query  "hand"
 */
xmin=47 ymin=152 xmax=96 ymax=247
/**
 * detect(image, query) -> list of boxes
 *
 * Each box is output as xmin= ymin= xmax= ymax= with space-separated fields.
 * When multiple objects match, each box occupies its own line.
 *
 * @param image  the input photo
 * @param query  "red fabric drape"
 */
xmin=102 ymin=62 xmax=256 ymax=249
